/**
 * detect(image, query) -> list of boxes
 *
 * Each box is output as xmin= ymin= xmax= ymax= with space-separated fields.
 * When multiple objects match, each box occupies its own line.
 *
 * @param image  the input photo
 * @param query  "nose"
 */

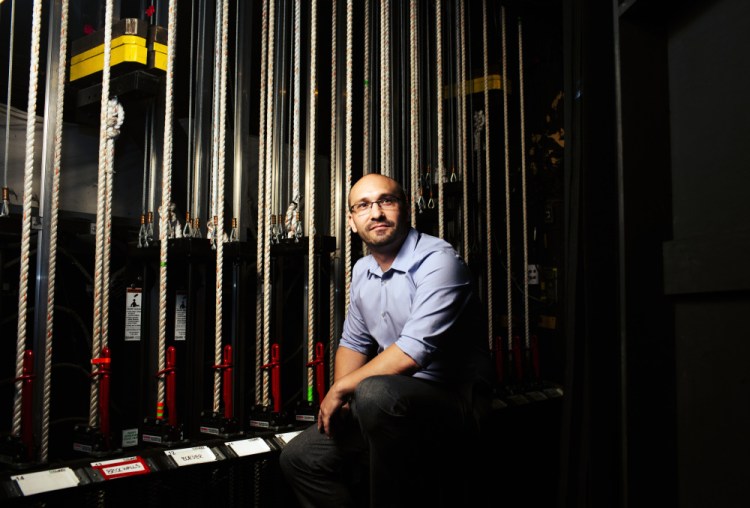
xmin=368 ymin=201 xmax=385 ymax=217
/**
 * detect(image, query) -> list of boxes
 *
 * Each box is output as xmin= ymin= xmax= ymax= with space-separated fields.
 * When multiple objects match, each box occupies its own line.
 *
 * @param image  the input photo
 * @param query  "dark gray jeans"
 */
xmin=279 ymin=374 xmax=488 ymax=508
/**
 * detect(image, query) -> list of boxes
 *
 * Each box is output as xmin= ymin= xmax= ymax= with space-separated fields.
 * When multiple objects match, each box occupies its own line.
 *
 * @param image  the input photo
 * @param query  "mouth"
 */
xmin=369 ymin=222 xmax=391 ymax=232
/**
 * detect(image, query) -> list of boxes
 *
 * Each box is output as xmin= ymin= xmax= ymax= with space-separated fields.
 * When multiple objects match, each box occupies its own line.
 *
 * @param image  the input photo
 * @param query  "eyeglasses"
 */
xmin=349 ymin=196 xmax=401 ymax=216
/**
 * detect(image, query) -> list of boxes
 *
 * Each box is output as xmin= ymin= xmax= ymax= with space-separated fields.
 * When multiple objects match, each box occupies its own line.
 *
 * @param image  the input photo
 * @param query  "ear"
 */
xmin=348 ymin=213 xmax=358 ymax=233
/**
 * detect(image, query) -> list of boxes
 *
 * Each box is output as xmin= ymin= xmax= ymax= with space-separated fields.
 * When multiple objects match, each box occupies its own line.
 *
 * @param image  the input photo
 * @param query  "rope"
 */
xmin=482 ymin=0 xmax=493 ymax=351
xmin=307 ymin=0 xmax=318 ymax=401
xmin=292 ymin=0 xmax=301 ymax=229
xmin=12 ymin=0 xmax=39 ymax=438
xmin=362 ymin=0 xmax=371 ymax=174
xmin=263 ymin=0 xmax=277 ymax=407
xmin=213 ymin=0 xmax=230 ymax=414
xmin=501 ymin=6 xmax=513 ymax=357
xmin=518 ymin=17 xmax=530 ymax=351
xmin=409 ymin=0 xmax=418 ymax=228
xmin=435 ymin=0 xmax=444 ymax=238
xmin=329 ymin=0 xmax=338 ymax=385
xmin=344 ymin=0 xmax=353 ymax=314
xmin=380 ymin=0 xmax=390 ymax=177
xmin=459 ymin=0 xmax=469 ymax=259
xmin=209 ymin=0 xmax=223 ymax=250
xmin=40 ymin=0 xmax=69 ymax=463
xmin=255 ymin=0 xmax=269 ymax=406
xmin=1 ymin=0 xmax=16 ymax=218
xmin=157 ymin=0 xmax=179 ymax=415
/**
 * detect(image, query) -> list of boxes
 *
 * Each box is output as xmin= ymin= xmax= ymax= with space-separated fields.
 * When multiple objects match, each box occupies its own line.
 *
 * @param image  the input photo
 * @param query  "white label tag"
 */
xmin=11 ymin=467 xmax=80 ymax=496
xmin=275 ymin=430 xmax=303 ymax=445
xmin=165 ymin=445 xmax=217 ymax=466
xmin=122 ymin=428 xmax=139 ymax=447
xmin=174 ymin=292 xmax=188 ymax=341
xmin=125 ymin=288 xmax=142 ymax=341
xmin=528 ymin=264 xmax=540 ymax=285
xmin=226 ymin=437 xmax=272 ymax=457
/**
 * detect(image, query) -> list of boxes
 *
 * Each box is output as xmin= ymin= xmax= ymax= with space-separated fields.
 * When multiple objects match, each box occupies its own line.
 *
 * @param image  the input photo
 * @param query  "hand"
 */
xmin=317 ymin=387 xmax=349 ymax=437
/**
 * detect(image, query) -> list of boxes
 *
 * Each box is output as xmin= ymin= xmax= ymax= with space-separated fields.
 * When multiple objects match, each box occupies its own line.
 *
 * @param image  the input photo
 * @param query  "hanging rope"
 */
xmin=255 ymin=0 xmax=269 ymax=406
xmin=500 ymin=6 xmax=513 ymax=360
xmin=362 ymin=0 xmax=371 ymax=174
xmin=1 ymin=0 xmax=16 ymax=218
xmin=459 ymin=0 xmax=469 ymax=259
xmin=409 ymin=0 xmax=418 ymax=227
xmin=307 ymin=0 xmax=319 ymax=401
xmin=482 ymin=0 xmax=493 ymax=351
xmin=157 ymin=0 xmax=179 ymax=416
xmin=39 ymin=0 xmax=69 ymax=462
xmin=518 ymin=16 xmax=530 ymax=352
xmin=262 ymin=0 xmax=277 ymax=408
xmin=208 ymin=0 xmax=223 ymax=251
xmin=344 ymin=0 xmax=353 ymax=313
xmin=329 ymin=0 xmax=338 ymax=385
xmin=435 ymin=0 xmax=444 ymax=237
xmin=211 ymin=0 xmax=229 ymax=414
xmin=379 ymin=0 xmax=391 ymax=177
xmin=292 ymin=0 xmax=302 ymax=235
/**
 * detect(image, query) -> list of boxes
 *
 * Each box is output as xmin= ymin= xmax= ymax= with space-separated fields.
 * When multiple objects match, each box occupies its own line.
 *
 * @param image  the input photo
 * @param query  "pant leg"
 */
xmin=279 ymin=420 xmax=368 ymax=508
xmin=352 ymin=375 xmax=474 ymax=508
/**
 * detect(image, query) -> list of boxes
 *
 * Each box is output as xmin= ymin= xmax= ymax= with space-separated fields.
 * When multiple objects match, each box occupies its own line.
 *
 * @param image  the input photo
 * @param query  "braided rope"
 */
xmin=1 ymin=0 xmax=17 ymax=218
xmin=40 ymin=0 xmax=69 ymax=462
xmin=213 ymin=0 xmax=230 ymax=414
xmin=329 ymin=0 xmax=338 ymax=384
xmin=380 ymin=0 xmax=391 ymax=177
xmin=517 ymin=17 xmax=530 ymax=351
xmin=157 ymin=0 xmax=179 ymax=413
xmin=293 ymin=0 xmax=301 ymax=217
xmin=344 ymin=0 xmax=353 ymax=314
xmin=409 ymin=0 xmax=418 ymax=227
xmin=210 ymin=0 xmax=223 ymax=246
xmin=88 ymin=0 xmax=116 ymax=428
xmin=435 ymin=0 xmax=444 ymax=238
xmin=482 ymin=0 xmax=493 ymax=350
xmin=263 ymin=0 xmax=277 ymax=407
xmin=255 ymin=0 xmax=269 ymax=405
xmin=307 ymin=0 xmax=318 ymax=399
xmin=362 ymin=0 xmax=371 ymax=174
xmin=501 ymin=6 xmax=513 ymax=354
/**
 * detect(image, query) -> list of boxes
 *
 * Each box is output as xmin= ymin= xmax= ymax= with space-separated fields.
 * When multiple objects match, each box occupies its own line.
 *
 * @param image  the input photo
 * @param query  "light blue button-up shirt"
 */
xmin=340 ymin=228 xmax=491 ymax=385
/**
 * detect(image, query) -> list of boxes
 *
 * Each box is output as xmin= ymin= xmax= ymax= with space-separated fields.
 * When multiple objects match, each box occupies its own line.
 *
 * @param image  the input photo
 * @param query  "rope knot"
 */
xmin=105 ymin=98 xmax=125 ymax=140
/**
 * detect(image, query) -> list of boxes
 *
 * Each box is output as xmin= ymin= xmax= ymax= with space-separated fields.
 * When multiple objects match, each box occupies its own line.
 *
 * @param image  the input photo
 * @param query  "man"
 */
xmin=279 ymin=173 xmax=493 ymax=507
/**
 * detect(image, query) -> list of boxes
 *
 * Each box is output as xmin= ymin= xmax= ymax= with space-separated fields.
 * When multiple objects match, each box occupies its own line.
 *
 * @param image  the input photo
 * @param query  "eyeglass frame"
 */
xmin=349 ymin=195 xmax=402 ymax=216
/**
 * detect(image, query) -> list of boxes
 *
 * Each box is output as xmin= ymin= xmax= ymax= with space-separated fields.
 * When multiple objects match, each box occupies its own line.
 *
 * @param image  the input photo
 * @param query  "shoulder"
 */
xmin=410 ymin=232 xmax=471 ymax=281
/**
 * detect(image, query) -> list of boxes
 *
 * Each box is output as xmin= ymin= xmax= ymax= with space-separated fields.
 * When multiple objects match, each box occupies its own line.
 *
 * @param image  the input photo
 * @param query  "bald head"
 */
xmin=348 ymin=173 xmax=407 ymax=209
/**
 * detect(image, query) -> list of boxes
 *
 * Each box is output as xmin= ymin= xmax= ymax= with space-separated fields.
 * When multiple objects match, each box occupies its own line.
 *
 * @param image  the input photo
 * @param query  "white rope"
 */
xmin=362 ymin=0 xmax=371 ymax=174
xmin=12 ymin=0 xmax=42 ymax=438
xmin=213 ymin=0 xmax=229 ymax=414
xmin=409 ymin=0 xmax=418 ymax=228
xmin=1 ymin=0 xmax=16 ymax=218
xmin=482 ymin=0 xmax=493 ymax=351
xmin=292 ymin=0 xmax=301 ymax=233
xmin=381 ymin=0 xmax=392 ymax=177
xmin=459 ymin=0 xmax=469 ymax=259
xmin=255 ymin=0 xmax=269 ymax=406
xmin=209 ymin=0 xmax=223 ymax=251
xmin=518 ymin=17 xmax=530 ymax=352
xmin=307 ymin=0 xmax=319 ymax=400
xmin=157 ymin=0 xmax=179 ymax=415
xmin=329 ymin=0 xmax=338 ymax=385
xmin=263 ymin=0 xmax=277 ymax=407
xmin=501 ymin=6 xmax=513 ymax=358
xmin=344 ymin=0 xmax=353 ymax=314
xmin=435 ymin=0 xmax=444 ymax=238
xmin=40 ymin=0 xmax=69 ymax=462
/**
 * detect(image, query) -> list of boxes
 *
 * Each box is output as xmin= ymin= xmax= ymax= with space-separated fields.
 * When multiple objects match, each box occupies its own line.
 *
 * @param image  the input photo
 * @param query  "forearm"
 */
xmin=330 ymin=344 xmax=419 ymax=400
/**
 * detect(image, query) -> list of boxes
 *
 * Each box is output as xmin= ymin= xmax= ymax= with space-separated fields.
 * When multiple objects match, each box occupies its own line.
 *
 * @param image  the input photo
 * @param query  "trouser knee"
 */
xmin=353 ymin=375 xmax=398 ymax=432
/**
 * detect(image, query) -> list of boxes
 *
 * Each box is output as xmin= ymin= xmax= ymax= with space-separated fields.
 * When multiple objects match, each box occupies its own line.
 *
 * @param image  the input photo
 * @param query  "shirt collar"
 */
xmin=365 ymin=228 xmax=418 ymax=278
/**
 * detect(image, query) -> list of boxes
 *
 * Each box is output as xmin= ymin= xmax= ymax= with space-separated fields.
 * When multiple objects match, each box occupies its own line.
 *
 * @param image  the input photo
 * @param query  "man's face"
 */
xmin=348 ymin=174 xmax=409 ymax=253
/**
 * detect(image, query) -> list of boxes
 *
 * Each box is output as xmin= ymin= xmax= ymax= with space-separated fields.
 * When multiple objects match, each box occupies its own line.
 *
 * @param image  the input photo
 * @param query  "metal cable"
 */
xmin=40 ymin=0 xmax=69 ymax=462
xmin=518 ymin=16 xmax=530 ymax=351
xmin=482 ymin=0 xmax=493 ymax=350
xmin=157 ymin=0 xmax=179 ymax=414
xmin=1 ymin=0 xmax=16 ymax=218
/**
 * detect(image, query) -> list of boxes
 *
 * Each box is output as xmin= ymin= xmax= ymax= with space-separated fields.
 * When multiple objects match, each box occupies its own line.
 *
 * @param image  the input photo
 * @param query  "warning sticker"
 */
xmin=125 ymin=288 xmax=142 ymax=341
xmin=174 ymin=292 xmax=187 ymax=341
